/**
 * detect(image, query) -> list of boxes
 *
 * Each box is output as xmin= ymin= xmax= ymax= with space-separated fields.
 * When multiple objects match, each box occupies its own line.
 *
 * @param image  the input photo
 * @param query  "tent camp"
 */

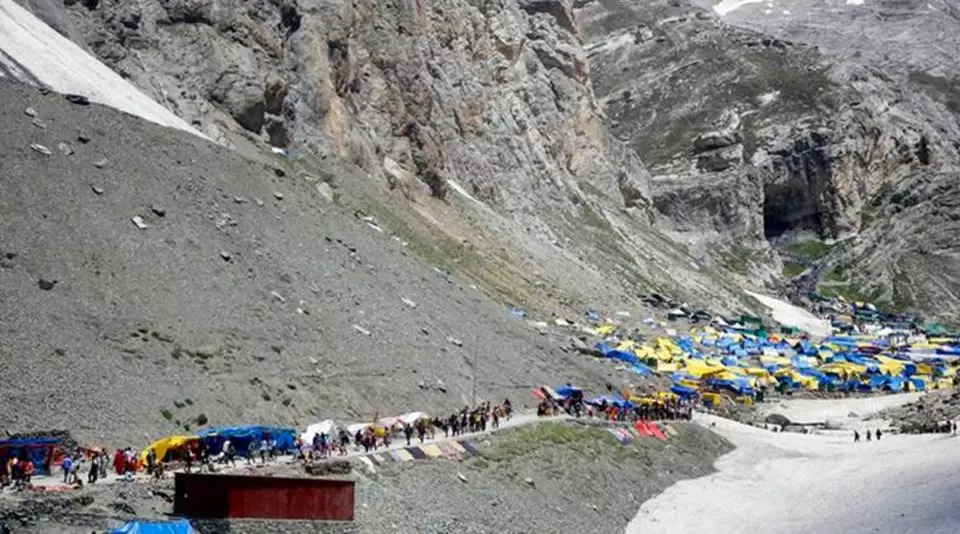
xmin=0 ymin=437 xmax=62 ymax=475
xmin=110 ymin=519 xmax=195 ymax=534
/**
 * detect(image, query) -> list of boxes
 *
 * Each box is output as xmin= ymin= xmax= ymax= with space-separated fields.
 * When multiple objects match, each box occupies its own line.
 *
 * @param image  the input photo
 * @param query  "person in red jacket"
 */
xmin=113 ymin=449 xmax=125 ymax=475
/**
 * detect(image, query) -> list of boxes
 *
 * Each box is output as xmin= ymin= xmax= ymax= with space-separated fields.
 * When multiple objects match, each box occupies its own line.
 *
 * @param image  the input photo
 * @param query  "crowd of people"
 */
xmin=536 ymin=392 xmax=694 ymax=424
xmin=1 ymin=389 xmax=705 ymax=491
xmin=297 ymin=400 xmax=514 ymax=458
xmin=0 ymin=456 xmax=35 ymax=490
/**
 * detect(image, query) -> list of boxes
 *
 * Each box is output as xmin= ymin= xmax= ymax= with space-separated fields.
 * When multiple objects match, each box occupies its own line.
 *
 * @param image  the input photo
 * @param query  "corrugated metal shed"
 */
xmin=174 ymin=472 xmax=354 ymax=521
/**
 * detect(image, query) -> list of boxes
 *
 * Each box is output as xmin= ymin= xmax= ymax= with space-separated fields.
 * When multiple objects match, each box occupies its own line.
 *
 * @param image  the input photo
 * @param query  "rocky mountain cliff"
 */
xmin=15 ymin=0 xmax=960 ymax=320
xmin=19 ymin=0 xmax=769 ymax=316
xmin=577 ymin=0 xmax=960 ymax=320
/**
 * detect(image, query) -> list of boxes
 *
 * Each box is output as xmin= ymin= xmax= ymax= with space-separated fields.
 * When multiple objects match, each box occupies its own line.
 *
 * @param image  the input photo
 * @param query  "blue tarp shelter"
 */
xmin=110 ymin=519 xmax=195 ymax=534
xmin=555 ymin=385 xmax=582 ymax=399
xmin=587 ymin=395 xmax=633 ymax=409
xmin=0 ymin=437 xmax=61 ymax=475
xmin=198 ymin=426 xmax=295 ymax=457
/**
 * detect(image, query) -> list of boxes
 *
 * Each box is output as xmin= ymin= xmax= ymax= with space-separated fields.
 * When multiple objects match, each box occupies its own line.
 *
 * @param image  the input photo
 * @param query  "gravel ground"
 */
xmin=872 ymin=388 xmax=960 ymax=432
xmin=0 ymin=79 xmax=640 ymax=447
xmin=0 ymin=419 xmax=731 ymax=533
xmin=352 ymin=420 xmax=731 ymax=534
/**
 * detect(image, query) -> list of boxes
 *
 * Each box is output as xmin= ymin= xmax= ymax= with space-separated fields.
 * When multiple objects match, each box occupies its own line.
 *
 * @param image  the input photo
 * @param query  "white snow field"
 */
xmin=0 ymin=0 xmax=204 ymax=138
xmin=745 ymin=290 xmax=832 ymax=337
xmin=628 ymin=397 xmax=960 ymax=534
xmin=713 ymin=0 xmax=767 ymax=16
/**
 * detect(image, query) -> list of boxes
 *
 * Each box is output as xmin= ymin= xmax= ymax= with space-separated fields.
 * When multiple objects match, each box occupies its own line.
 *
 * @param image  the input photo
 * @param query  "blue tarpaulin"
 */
xmin=0 ymin=437 xmax=61 ymax=475
xmin=110 ymin=519 xmax=195 ymax=534
xmin=198 ymin=426 xmax=295 ymax=457
xmin=587 ymin=396 xmax=633 ymax=409
xmin=555 ymin=385 xmax=582 ymax=399
xmin=509 ymin=307 xmax=527 ymax=318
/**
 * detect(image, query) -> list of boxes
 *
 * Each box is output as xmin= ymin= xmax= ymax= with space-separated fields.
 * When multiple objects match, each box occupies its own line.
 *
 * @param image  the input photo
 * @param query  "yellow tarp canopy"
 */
xmin=685 ymin=359 xmax=722 ymax=378
xmin=596 ymin=324 xmax=617 ymax=336
xmin=140 ymin=435 xmax=196 ymax=463
xmin=657 ymin=362 xmax=679 ymax=373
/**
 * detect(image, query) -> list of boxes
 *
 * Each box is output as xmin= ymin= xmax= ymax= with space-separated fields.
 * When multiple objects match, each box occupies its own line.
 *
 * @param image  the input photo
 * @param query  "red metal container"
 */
xmin=174 ymin=472 xmax=355 ymax=521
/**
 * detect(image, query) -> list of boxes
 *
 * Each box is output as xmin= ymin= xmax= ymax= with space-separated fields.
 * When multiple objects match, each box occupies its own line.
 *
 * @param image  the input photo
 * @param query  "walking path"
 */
xmin=20 ymin=411 xmax=561 ymax=490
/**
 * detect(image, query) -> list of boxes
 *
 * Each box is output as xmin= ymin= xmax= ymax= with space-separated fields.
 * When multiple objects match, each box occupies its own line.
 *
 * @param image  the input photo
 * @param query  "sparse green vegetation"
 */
xmin=160 ymin=409 xmax=173 ymax=421
xmin=824 ymin=267 xmax=846 ymax=283
xmin=481 ymin=422 xmax=620 ymax=464
xmin=785 ymin=241 xmax=831 ymax=261
xmin=782 ymin=262 xmax=806 ymax=277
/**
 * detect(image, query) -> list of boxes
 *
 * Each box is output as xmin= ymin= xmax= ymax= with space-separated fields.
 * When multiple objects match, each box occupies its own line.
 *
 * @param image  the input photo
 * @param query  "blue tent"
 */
xmin=555 ymin=385 xmax=582 ymax=399
xmin=110 ymin=520 xmax=195 ymax=534
xmin=670 ymin=384 xmax=698 ymax=399
xmin=587 ymin=395 xmax=633 ymax=409
xmin=198 ymin=426 xmax=295 ymax=457
xmin=0 ymin=437 xmax=61 ymax=475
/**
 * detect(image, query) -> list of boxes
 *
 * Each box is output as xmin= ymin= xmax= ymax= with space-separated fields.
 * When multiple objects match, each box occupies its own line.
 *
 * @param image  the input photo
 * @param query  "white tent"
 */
xmin=399 ymin=411 xmax=429 ymax=425
xmin=346 ymin=422 xmax=371 ymax=436
xmin=300 ymin=419 xmax=336 ymax=443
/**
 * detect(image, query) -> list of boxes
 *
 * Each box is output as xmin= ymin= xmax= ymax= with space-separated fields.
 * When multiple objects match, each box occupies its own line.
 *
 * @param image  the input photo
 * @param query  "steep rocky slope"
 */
xmin=577 ymin=0 xmax=960 ymax=319
xmin=0 ymin=79 xmax=639 ymax=446
xmin=17 ymin=0 xmax=771 ymax=318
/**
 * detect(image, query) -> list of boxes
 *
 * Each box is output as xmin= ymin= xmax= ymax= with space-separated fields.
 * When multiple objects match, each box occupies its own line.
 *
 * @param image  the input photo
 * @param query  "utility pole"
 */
xmin=471 ymin=333 xmax=479 ymax=408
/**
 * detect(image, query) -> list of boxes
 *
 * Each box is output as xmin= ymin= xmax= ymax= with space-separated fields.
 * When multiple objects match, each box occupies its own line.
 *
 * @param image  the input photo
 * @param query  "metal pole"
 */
xmin=471 ymin=334 xmax=479 ymax=408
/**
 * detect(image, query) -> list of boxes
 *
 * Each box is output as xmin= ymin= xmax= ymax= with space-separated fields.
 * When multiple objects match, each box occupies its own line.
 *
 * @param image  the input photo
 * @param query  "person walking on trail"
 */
xmin=416 ymin=420 xmax=426 ymax=444
xmin=404 ymin=423 xmax=414 ymax=446
xmin=146 ymin=449 xmax=157 ymax=476
xmin=223 ymin=440 xmax=236 ymax=467
xmin=88 ymin=453 xmax=99 ymax=484
xmin=259 ymin=436 xmax=270 ymax=464
xmin=866 ymin=429 xmax=872 ymax=442
xmin=876 ymin=429 xmax=882 ymax=441
xmin=339 ymin=429 xmax=350 ymax=456
xmin=61 ymin=455 xmax=73 ymax=483
xmin=853 ymin=430 xmax=860 ymax=443
xmin=20 ymin=458 xmax=34 ymax=487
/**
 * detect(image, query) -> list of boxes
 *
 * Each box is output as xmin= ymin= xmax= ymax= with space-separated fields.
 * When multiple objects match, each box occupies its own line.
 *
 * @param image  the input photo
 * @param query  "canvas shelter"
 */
xmin=0 ymin=437 xmax=61 ymax=475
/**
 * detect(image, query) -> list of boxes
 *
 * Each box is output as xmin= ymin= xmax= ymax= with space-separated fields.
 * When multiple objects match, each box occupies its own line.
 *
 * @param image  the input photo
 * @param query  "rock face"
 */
xmin=22 ymin=0 xmax=960 ymax=319
xmin=20 ymin=0 xmax=769 ymax=316
xmin=576 ymin=0 xmax=960 ymax=319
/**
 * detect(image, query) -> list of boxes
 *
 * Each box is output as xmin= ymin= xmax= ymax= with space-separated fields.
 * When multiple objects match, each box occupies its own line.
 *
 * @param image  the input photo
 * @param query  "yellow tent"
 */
xmin=657 ymin=362 xmax=679 ymax=373
xmin=140 ymin=435 xmax=196 ymax=463
xmin=635 ymin=345 xmax=657 ymax=359
xmin=685 ymin=359 xmax=722 ymax=378
xmin=656 ymin=337 xmax=683 ymax=355
xmin=596 ymin=324 xmax=617 ymax=336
